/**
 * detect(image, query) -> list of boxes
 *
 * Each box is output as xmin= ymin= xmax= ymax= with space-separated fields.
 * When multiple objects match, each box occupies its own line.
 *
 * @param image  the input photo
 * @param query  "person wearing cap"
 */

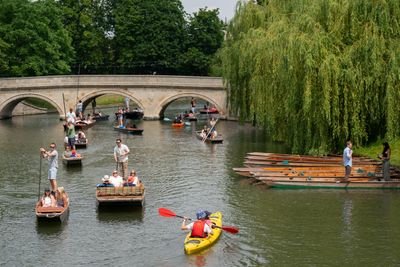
xmin=41 ymin=188 xmax=56 ymax=207
xmin=181 ymin=210 xmax=213 ymax=238
xmin=40 ymin=143 xmax=59 ymax=192
xmin=113 ymin=138 xmax=130 ymax=180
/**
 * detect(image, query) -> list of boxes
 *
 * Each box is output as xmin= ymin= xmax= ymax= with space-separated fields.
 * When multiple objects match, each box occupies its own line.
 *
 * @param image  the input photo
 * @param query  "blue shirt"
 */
xmin=343 ymin=147 xmax=352 ymax=167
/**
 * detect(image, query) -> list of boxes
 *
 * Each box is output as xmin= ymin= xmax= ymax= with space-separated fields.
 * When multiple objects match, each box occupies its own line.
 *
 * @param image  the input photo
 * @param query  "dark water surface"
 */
xmin=1 ymin=107 xmax=400 ymax=266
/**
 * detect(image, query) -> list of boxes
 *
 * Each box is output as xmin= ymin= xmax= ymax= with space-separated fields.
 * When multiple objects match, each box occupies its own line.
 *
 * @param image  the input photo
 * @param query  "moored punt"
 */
xmin=186 ymin=116 xmax=198 ymax=121
xmin=245 ymin=155 xmax=380 ymax=164
xmin=96 ymin=184 xmax=145 ymax=206
xmin=75 ymin=120 xmax=96 ymax=130
xmin=265 ymin=180 xmax=400 ymax=189
xmin=195 ymin=131 xmax=223 ymax=144
xmin=113 ymin=126 xmax=144 ymax=135
xmin=184 ymin=212 xmax=222 ymax=255
xmin=62 ymin=155 xmax=83 ymax=166
xmin=75 ymin=138 xmax=88 ymax=148
xmin=35 ymin=192 xmax=70 ymax=222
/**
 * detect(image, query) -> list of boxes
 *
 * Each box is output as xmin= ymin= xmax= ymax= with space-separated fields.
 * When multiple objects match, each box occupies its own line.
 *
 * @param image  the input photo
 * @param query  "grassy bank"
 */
xmin=355 ymin=139 xmax=399 ymax=168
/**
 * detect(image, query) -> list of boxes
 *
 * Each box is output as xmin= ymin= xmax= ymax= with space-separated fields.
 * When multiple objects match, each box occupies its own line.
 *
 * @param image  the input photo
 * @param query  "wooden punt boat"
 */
xmin=113 ymin=126 xmax=143 ymax=134
xmin=35 ymin=191 xmax=69 ymax=222
xmin=264 ymin=180 xmax=400 ymax=189
xmin=96 ymin=183 xmax=145 ymax=206
xmin=75 ymin=138 xmax=88 ymax=148
xmin=74 ymin=120 xmax=96 ymax=130
xmin=186 ymin=116 xmax=198 ymax=121
xmin=184 ymin=212 xmax=222 ymax=254
xmin=62 ymin=155 xmax=83 ymax=166
xmin=244 ymin=160 xmax=346 ymax=167
xmin=195 ymin=131 xmax=223 ymax=144
xmin=245 ymin=155 xmax=380 ymax=164
xmin=248 ymin=152 xmax=374 ymax=161
xmin=199 ymin=107 xmax=219 ymax=114
xmin=172 ymin=122 xmax=185 ymax=128
xmin=92 ymin=113 xmax=110 ymax=121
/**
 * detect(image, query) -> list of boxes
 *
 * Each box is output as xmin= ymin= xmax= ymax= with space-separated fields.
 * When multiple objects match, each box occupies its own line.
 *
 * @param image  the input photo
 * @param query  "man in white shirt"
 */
xmin=113 ymin=138 xmax=130 ymax=180
xmin=66 ymin=108 xmax=77 ymax=124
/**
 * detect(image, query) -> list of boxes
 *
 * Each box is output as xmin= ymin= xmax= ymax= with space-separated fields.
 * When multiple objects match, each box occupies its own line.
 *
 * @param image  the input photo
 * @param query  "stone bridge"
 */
xmin=0 ymin=75 xmax=227 ymax=120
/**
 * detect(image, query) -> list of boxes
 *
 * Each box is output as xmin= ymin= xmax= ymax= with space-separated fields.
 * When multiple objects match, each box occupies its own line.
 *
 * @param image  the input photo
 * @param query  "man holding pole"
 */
xmin=40 ymin=143 xmax=58 ymax=192
xmin=113 ymin=138 xmax=130 ymax=181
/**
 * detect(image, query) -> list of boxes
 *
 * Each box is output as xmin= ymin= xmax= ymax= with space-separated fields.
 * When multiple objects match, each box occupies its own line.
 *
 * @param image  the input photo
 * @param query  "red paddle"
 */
xmin=158 ymin=208 xmax=239 ymax=234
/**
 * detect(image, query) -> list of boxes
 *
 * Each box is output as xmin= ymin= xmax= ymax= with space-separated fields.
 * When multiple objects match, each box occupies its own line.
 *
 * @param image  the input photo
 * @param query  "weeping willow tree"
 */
xmin=220 ymin=0 xmax=400 ymax=154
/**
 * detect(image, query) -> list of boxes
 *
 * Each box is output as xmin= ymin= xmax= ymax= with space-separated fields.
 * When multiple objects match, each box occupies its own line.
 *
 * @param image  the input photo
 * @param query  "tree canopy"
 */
xmin=0 ymin=0 xmax=73 ymax=77
xmin=219 ymin=0 xmax=400 ymax=154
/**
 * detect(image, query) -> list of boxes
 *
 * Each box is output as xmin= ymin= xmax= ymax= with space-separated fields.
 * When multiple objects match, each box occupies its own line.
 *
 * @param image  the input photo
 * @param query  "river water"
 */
xmin=1 ymin=105 xmax=400 ymax=266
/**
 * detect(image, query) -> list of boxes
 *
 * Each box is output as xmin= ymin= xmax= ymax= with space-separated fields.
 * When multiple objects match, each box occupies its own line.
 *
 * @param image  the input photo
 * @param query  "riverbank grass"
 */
xmin=355 ymin=139 xmax=399 ymax=168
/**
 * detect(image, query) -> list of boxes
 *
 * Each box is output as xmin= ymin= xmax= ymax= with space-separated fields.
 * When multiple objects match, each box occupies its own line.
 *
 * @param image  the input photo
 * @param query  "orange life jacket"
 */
xmin=191 ymin=220 xmax=206 ymax=238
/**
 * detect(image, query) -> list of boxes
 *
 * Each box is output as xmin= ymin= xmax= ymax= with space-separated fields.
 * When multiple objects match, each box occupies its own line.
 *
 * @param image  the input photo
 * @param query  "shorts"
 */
xmin=48 ymin=168 xmax=57 ymax=180
xmin=68 ymin=137 xmax=75 ymax=148
xmin=345 ymin=165 xmax=352 ymax=176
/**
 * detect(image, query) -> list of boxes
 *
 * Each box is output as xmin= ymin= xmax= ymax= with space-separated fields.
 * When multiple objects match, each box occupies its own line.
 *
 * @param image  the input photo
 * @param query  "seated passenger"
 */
xmin=181 ymin=210 xmax=213 ymax=238
xmin=56 ymin=187 xmax=67 ymax=207
xmin=41 ymin=188 xmax=56 ymax=207
xmin=77 ymin=130 xmax=86 ymax=140
xmin=200 ymin=125 xmax=208 ymax=138
xmin=125 ymin=169 xmax=139 ymax=186
xmin=110 ymin=170 xmax=123 ymax=187
xmin=64 ymin=146 xmax=72 ymax=158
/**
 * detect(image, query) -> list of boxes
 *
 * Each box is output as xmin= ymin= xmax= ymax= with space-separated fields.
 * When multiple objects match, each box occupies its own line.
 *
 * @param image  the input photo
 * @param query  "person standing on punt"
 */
xmin=191 ymin=97 xmax=196 ymax=113
xmin=114 ymin=138 xmax=130 ymax=181
xmin=40 ymin=143 xmax=59 ymax=192
xmin=378 ymin=142 xmax=391 ymax=181
xmin=342 ymin=141 xmax=353 ymax=182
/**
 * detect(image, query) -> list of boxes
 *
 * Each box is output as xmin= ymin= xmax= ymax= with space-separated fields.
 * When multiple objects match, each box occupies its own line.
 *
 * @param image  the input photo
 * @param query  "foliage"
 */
xmin=181 ymin=8 xmax=225 ymax=75
xmin=0 ymin=0 xmax=73 ymax=76
xmin=56 ymin=0 xmax=112 ymax=74
xmin=356 ymin=139 xmax=400 ymax=168
xmin=113 ymin=0 xmax=187 ymax=74
xmin=220 ymin=0 xmax=400 ymax=154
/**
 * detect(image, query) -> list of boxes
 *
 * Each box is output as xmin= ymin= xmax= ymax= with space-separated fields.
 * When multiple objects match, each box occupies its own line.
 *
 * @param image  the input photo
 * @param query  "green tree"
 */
xmin=180 ymin=8 xmax=224 ymax=75
xmin=113 ymin=0 xmax=186 ymax=74
xmin=220 ymin=0 xmax=400 ymax=154
xmin=0 ymin=0 xmax=73 ymax=77
xmin=57 ymin=0 xmax=111 ymax=74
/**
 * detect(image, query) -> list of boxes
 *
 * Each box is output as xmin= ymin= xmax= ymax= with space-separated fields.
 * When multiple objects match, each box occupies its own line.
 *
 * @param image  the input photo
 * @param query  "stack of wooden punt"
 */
xmin=233 ymin=152 xmax=400 ymax=189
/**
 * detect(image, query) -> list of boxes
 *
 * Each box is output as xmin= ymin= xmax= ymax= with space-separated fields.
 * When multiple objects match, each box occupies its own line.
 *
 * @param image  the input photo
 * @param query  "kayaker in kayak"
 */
xmin=181 ymin=210 xmax=213 ymax=238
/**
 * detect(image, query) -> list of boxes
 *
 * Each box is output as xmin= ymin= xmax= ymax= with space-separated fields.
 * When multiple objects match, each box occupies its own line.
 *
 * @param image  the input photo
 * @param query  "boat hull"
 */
xmin=35 ymin=193 xmax=69 ymax=223
xmin=195 ymin=131 xmax=223 ymax=144
xmin=96 ymin=185 xmax=145 ymax=207
xmin=266 ymin=180 xmax=400 ymax=189
xmin=184 ymin=212 xmax=222 ymax=255
xmin=113 ymin=126 xmax=143 ymax=134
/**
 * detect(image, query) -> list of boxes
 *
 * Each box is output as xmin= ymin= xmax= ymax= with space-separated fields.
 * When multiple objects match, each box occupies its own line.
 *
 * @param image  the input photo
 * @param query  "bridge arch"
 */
xmin=156 ymin=93 xmax=223 ymax=118
xmin=80 ymin=90 xmax=145 ymax=112
xmin=0 ymin=93 xmax=63 ymax=119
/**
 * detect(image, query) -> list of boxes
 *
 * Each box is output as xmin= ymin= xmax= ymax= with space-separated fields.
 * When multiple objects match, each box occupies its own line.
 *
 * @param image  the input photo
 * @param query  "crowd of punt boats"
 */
xmin=233 ymin=152 xmax=400 ymax=189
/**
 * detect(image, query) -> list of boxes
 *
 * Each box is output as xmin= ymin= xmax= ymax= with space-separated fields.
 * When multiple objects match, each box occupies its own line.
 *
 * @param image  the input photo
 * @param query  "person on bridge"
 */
xmin=40 ymin=143 xmax=59 ymax=192
xmin=181 ymin=210 xmax=213 ymax=238
xmin=114 ymin=138 xmax=130 ymax=181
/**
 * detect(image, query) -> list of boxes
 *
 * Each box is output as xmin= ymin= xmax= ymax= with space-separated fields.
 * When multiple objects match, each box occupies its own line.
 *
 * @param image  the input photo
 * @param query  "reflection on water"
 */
xmin=1 ymin=106 xmax=400 ymax=266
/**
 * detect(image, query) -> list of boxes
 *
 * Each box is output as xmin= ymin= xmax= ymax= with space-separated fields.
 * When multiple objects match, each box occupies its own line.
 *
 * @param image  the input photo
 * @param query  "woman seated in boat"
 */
xmin=125 ymin=169 xmax=139 ymax=186
xmin=64 ymin=146 xmax=72 ymax=158
xmin=211 ymin=130 xmax=218 ymax=139
xmin=40 ymin=188 xmax=56 ymax=208
xmin=181 ymin=210 xmax=213 ymax=238
xmin=56 ymin=187 xmax=68 ymax=207
xmin=200 ymin=125 xmax=208 ymax=138
xmin=110 ymin=170 xmax=124 ymax=187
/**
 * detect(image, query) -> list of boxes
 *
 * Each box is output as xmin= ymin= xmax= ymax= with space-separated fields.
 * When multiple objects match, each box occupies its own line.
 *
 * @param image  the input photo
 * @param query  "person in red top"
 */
xmin=181 ymin=210 xmax=213 ymax=238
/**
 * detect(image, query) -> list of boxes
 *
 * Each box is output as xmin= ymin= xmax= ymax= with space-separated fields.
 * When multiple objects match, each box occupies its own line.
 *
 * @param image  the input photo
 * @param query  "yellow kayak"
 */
xmin=183 ymin=211 xmax=222 ymax=254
